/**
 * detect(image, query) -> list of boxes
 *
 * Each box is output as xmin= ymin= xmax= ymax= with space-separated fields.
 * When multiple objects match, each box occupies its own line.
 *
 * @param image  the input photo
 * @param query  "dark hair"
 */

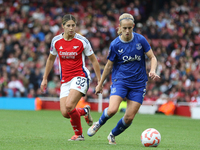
xmin=62 ymin=14 xmax=77 ymax=25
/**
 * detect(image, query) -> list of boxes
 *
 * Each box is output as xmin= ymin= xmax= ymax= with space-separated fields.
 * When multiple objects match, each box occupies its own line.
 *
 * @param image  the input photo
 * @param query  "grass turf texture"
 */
xmin=0 ymin=110 xmax=200 ymax=150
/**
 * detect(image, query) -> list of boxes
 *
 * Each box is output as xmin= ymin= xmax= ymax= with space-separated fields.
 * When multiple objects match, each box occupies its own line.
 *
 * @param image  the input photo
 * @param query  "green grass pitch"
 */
xmin=0 ymin=109 xmax=200 ymax=150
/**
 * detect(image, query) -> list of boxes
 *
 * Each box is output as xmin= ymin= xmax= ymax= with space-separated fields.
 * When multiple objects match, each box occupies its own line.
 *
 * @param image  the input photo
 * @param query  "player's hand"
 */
xmin=149 ymin=71 xmax=160 ymax=80
xmin=40 ymin=79 xmax=48 ymax=93
xmin=95 ymin=84 xmax=103 ymax=95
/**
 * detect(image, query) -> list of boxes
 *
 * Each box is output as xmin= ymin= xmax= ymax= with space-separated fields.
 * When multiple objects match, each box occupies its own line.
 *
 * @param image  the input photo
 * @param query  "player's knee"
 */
xmin=107 ymin=109 xmax=118 ymax=117
xmin=65 ymin=105 xmax=74 ymax=113
xmin=124 ymin=115 xmax=134 ymax=124
xmin=125 ymin=118 xmax=133 ymax=124
xmin=61 ymin=111 xmax=70 ymax=118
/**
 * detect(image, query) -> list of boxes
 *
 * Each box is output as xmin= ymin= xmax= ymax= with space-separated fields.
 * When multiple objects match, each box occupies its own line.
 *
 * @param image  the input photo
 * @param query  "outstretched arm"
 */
xmin=40 ymin=53 xmax=57 ymax=92
xmin=88 ymin=53 xmax=101 ymax=83
xmin=145 ymin=49 xmax=160 ymax=80
xmin=95 ymin=60 xmax=114 ymax=94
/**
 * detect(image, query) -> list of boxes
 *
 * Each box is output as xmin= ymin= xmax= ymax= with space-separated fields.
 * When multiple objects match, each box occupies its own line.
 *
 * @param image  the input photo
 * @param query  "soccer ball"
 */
xmin=141 ymin=128 xmax=161 ymax=147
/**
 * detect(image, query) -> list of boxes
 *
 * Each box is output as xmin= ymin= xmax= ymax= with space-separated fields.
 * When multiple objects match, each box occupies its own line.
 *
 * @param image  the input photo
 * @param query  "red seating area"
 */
xmin=151 ymin=39 xmax=187 ymax=47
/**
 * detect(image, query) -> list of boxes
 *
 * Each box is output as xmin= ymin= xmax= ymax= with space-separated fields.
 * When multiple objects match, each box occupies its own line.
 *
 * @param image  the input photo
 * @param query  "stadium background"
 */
xmin=0 ymin=0 xmax=200 ymax=116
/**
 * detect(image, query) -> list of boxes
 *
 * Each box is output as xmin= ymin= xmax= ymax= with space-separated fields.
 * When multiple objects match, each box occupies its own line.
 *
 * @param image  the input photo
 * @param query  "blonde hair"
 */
xmin=62 ymin=14 xmax=77 ymax=25
xmin=117 ymin=13 xmax=135 ymax=35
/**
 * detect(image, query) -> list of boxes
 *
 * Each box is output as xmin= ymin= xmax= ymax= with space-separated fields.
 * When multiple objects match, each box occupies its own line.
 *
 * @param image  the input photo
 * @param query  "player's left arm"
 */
xmin=88 ymin=53 xmax=101 ymax=82
xmin=145 ymin=49 xmax=160 ymax=80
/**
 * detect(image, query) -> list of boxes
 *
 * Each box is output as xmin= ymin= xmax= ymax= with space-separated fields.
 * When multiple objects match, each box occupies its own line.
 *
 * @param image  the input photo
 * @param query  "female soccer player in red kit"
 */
xmin=40 ymin=14 xmax=101 ymax=141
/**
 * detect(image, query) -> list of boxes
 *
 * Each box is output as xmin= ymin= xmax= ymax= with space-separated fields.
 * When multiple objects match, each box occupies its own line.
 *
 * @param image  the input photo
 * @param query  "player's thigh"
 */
xmin=125 ymin=88 xmax=145 ymax=120
xmin=108 ymin=81 xmax=127 ymax=114
xmin=124 ymin=100 xmax=141 ymax=124
xmin=126 ymin=100 xmax=141 ymax=117
xmin=60 ymin=96 xmax=69 ymax=118
xmin=66 ymin=89 xmax=83 ymax=110
xmin=59 ymin=81 xmax=71 ymax=117
xmin=108 ymin=95 xmax=123 ymax=115
xmin=65 ymin=76 xmax=89 ymax=110
xmin=59 ymin=90 xmax=83 ymax=117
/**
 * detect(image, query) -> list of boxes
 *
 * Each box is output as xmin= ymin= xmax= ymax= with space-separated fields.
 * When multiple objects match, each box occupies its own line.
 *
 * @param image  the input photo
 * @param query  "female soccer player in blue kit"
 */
xmin=87 ymin=13 xmax=160 ymax=144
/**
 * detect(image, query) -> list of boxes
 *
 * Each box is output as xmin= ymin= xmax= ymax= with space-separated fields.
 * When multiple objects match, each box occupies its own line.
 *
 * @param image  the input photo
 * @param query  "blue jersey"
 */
xmin=107 ymin=32 xmax=151 ymax=88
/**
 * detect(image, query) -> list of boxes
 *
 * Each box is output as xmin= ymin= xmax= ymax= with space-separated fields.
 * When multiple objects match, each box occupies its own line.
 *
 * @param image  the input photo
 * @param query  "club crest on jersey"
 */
xmin=136 ymin=43 xmax=142 ymax=50
xmin=111 ymin=88 xmax=116 ymax=93
xmin=118 ymin=49 xmax=124 ymax=53
xmin=73 ymin=46 xmax=79 ymax=49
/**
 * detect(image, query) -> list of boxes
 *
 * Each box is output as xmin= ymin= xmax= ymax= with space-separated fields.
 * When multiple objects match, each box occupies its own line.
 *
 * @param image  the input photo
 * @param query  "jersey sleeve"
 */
xmin=50 ymin=38 xmax=58 ymax=55
xmin=83 ymin=39 xmax=94 ymax=56
xmin=141 ymin=36 xmax=151 ymax=53
xmin=107 ymin=42 xmax=117 ymax=62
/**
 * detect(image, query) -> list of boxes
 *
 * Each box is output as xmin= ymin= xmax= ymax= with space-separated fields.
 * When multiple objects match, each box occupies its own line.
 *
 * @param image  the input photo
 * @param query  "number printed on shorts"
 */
xmin=142 ymin=89 xmax=146 ymax=98
xmin=76 ymin=77 xmax=86 ymax=87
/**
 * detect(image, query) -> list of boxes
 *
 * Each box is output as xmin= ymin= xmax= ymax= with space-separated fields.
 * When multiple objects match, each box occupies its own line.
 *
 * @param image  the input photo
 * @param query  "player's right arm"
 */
xmin=40 ymin=53 xmax=57 ymax=92
xmin=95 ymin=60 xmax=114 ymax=94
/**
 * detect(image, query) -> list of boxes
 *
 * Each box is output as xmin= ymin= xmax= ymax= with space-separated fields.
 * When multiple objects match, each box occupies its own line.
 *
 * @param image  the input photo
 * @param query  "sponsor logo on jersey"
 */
xmin=136 ymin=43 xmax=142 ymax=50
xmin=59 ymin=46 xmax=63 ymax=49
xmin=73 ymin=46 xmax=79 ymax=49
xmin=122 ymin=55 xmax=141 ymax=63
xmin=118 ymin=49 xmax=124 ymax=53
xmin=59 ymin=51 xmax=78 ymax=56
xmin=59 ymin=51 xmax=78 ymax=59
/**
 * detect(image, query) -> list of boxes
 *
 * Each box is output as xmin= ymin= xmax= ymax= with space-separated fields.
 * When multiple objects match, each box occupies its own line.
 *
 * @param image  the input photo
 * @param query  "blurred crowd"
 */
xmin=0 ymin=0 xmax=200 ymax=104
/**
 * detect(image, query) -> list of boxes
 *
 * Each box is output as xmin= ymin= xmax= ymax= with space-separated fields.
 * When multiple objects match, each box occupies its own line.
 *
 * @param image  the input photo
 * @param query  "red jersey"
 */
xmin=50 ymin=33 xmax=94 ymax=84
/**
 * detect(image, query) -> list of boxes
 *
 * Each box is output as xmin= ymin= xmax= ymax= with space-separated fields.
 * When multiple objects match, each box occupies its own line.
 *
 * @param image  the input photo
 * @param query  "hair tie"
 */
xmin=119 ymin=18 xmax=134 ymax=22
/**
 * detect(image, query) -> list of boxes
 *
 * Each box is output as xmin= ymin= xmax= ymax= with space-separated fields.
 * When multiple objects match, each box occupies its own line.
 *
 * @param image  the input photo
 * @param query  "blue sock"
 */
xmin=111 ymin=117 xmax=132 ymax=136
xmin=98 ymin=108 xmax=110 ymax=125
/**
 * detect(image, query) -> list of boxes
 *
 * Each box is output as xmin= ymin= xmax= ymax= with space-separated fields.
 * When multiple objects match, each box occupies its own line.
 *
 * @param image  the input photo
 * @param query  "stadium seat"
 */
xmin=161 ymin=39 xmax=172 ymax=47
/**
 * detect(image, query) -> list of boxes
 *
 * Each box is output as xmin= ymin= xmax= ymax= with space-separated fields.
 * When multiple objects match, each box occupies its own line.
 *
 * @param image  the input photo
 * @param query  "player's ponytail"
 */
xmin=117 ymin=13 xmax=135 ymax=35
xmin=117 ymin=27 xmax=122 ymax=35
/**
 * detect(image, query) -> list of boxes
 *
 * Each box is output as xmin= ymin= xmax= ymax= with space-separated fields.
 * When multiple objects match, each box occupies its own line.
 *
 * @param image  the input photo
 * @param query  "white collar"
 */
xmin=119 ymin=32 xmax=134 ymax=43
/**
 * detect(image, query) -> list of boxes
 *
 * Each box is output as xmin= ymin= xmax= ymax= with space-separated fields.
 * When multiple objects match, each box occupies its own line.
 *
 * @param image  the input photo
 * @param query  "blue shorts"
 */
xmin=110 ymin=81 xmax=146 ymax=104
